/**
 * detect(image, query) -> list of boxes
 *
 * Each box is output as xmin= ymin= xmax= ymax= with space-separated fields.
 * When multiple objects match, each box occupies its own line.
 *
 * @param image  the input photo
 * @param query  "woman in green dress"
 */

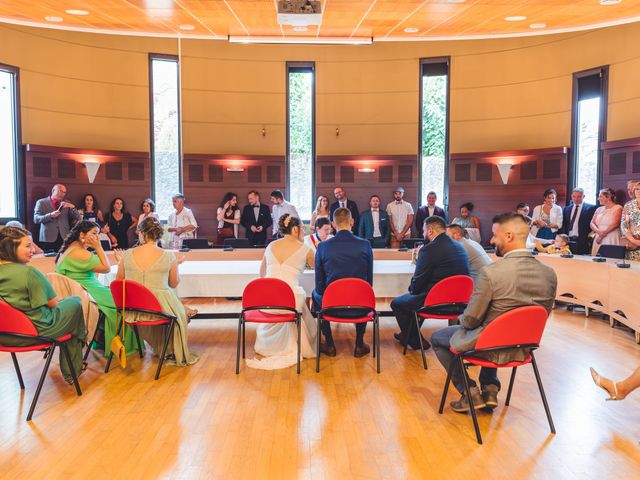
xmin=116 ymin=217 xmax=199 ymax=366
xmin=0 ymin=226 xmax=86 ymax=383
xmin=54 ymin=220 xmax=138 ymax=355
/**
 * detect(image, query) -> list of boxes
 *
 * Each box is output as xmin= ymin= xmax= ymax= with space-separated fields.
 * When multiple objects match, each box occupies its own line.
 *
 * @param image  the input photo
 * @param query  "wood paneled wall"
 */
xmin=602 ymin=137 xmax=640 ymax=204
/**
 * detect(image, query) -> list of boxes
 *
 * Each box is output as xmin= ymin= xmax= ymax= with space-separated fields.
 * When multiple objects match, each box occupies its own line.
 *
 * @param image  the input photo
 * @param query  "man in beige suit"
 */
xmin=432 ymin=212 xmax=557 ymax=413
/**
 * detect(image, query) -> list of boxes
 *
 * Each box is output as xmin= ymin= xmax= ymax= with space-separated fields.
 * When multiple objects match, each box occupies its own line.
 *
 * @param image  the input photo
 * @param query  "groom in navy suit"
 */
xmin=313 ymin=208 xmax=374 ymax=358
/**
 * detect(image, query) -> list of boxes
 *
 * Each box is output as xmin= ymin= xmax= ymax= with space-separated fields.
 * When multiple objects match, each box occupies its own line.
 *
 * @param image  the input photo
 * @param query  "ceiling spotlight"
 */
xmin=293 ymin=26 xmax=308 ymax=32
xmin=404 ymin=27 xmax=419 ymax=33
xmin=600 ymin=0 xmax=621 ymax=4
xmin=179 ymin=24 xmax=195 ymax=30
xmin=505 ymin=16 xmax=527 ymax=21
xmin=65 ymin=9 xmax=90 ymax=15
xmin=529 ymin=23 xmax=546 ymax=29
xmin=447 ymin=0 xmax=467 ymax=3
xmin=45 ymin=16 xmax=64 ymax=22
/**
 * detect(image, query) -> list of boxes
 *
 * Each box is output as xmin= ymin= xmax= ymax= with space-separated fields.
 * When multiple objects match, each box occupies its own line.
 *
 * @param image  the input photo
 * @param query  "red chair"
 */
xmin=403 ymin=275 xmax=474 ymax=369
xmin=105 ymin=280 xmax=177 ymax=380
xmin=0 ymin=301 xmax=82 ymax=421
xmin=438 ymin=305 xmax=555 ymax=444
xmin=316 ymin=278 xmax=379 ymax=373
xmin=237 ymin=278 xmax=302 ymax=374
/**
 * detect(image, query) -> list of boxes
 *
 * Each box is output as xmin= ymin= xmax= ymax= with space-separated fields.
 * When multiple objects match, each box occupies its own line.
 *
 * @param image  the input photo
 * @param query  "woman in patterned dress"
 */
xmin=621 ymin=182 xmax=640 ymax=261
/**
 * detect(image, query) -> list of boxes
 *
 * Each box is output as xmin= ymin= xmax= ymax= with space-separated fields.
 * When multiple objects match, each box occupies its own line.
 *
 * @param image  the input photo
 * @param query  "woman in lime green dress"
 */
xmin=54 ymin=220 xmax=138 ymax=355
xmin=0 ymin=226 xmax=86 ymax=382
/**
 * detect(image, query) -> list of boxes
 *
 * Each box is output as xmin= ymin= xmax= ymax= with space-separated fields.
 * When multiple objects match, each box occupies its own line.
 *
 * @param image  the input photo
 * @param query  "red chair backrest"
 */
xmin=424 ymin=275 xmax=474 ymax=307
xmin=242 ymin=278 xmax=296 ymax=309
xmin=322 ymin=278 xmax=375 ymax=310
xmin=474 ymin=305 xmax=548 ymax=350
xmin=109 ymin=280 xmax=163 ymax=313
xmin=0 ymin=301 xmax=38 ymax=336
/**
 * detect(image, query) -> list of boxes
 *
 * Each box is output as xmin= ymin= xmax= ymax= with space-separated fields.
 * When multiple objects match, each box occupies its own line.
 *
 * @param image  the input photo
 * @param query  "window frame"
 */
xmin=0 ymin=62 xmax=23 ymax=224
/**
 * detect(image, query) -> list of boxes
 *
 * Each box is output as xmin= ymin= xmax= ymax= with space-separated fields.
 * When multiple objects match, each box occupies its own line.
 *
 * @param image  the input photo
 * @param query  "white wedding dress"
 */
xmin=246 ymin=241 xmax=318 ymax=370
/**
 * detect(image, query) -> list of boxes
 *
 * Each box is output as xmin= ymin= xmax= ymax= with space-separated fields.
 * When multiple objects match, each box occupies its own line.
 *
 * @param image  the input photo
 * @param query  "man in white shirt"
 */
xmin=358 ymin=195 xmax=390 ymax=247
xmin=167 ymin=193 xmax=198 ymax=247
xmin=387 ymin=187 xmax=414 ymax=249
xmin=560 ymin=187 xmax=595 ymax=255
xmin=446 ymin=224 xmax=492 ymax=281
xmin=415 ymin=191 xmax=447 ymax=238
xmin=270 ymin=189 xmax=300 ymax=237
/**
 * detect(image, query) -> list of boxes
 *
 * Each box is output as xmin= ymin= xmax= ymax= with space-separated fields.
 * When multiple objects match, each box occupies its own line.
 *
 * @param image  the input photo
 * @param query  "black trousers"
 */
xmin=312 ymin=290 xmax=367 ymax=345
xmin=40 ymin=234 xmax=63 ymax=254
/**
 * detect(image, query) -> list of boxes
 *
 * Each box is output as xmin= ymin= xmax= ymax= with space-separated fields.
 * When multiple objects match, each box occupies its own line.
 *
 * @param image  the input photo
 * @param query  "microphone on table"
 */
xmin=592 ymin=254 xmax=606 ymax=263
xmin=223 ymin=245 xmax=234 ymax=252
xmin=560 ymin=254 xmax=574 ymax=258
xmin=616 ymin=257 xmax=631 ymax=269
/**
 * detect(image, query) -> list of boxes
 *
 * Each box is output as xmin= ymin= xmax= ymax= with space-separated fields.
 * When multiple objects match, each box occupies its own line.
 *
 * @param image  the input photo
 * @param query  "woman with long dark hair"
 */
xmin=103 ymin=197 xmax=138 ymax=249
xmin=216 ymin=192 xmax=240 ymax=246
xmin=78 ymin=193 xmax=104 ymax=224
xmin=531 ymin=188 xmax=563 ymax=242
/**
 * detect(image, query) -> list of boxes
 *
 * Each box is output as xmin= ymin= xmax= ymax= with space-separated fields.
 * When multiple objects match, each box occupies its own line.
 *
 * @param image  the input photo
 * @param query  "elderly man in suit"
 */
xmin=240 ymin=190 xmax=273 ymax=246
xmin=415 ymin=191 xmax=447 ymax=238
xmin=330 ymin=186 xmax=360 ymax=235
xmin=560 ymin=187 xmax=596 ymax=255
xmin=358 ymin=194 xmax=390 ymax=247
xmin=432 ymin=212 xmax=557 ymax=413
xmin=313 ymin=208 xmax=374 ymax=358
xmin=33 ymin=184 xmax=80 ymax=252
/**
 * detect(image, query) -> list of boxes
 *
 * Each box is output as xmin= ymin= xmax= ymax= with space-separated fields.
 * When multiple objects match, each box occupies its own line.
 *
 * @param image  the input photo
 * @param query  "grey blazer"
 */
xmin=33 ymin=197 xmax=80 ymax=243
xmin=450 ymin=250 xmax=557 ymax=364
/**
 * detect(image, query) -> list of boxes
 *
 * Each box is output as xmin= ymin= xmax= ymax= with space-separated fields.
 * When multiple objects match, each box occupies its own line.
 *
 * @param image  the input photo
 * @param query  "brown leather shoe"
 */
xmin=320 ymin=342 xmax=337 ymax=357
xmin=354 ymin=343 xmax=370 ymax=358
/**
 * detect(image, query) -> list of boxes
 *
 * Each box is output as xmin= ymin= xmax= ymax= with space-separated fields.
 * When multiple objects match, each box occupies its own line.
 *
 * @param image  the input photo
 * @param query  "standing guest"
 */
xmin=387 ymin=187 xmax=415 ymax=248
xmin=432 ymin=213 xmax=556 ymax=413
xmin=103 ymin=197 xmax=138 ymax=249
xmin=0 ymin=226 xmax=86 ymax=384
xmin=216 ymin=192 xmax=241 ymax=246
xmin=452 ymin=202 xmax=482 ymax=243
xmin=621 ymin=182 xmax=640 ymax=260
xmin=33 ymin=184 xmax=80 ymax=253
xmin=78 ymin=193 xmax=104 ymax=225
xmin=535 ymin=234 xmax=572 ymax=255
xmin=138 ymin=198 xmax=160 ymax=224
xmin=359 ymin=195 xmax=390 ymax=248
xmin=561 ymin=187 xmax=596 ymax=255
xmin=531 ymin=188 xmax=563 ymax=242
xmin=4 ymin=221 xmax=44 ymax=254
xmin=516 ymin=203 xmax=530 ymax=217
xmin=626 ymin=180 xmax=639 ymax=203
xmin=415 ymin=191 xmax=447 ymax=238
xmin=270 ymin=190 xmax=299 ymax=237
xmin=167 ymin=193 xmax=198 ymax=249
xmin=330 ymin=186 xmax=360 ymax=234
xmin=391 ymin=216 xmax=469 ymax=351
xmin=313 ymin=208 xmax=373 ymax=358
xmin=445 ymin=224 xmax=492 ymax=282
xmin=590 ymin=188 xmax=622 ymax=255
xmin=240 ymin=191 xmax=273 ymax=247
xmin=116 ymin=217 xmax=199 ymax=366
xmin=55 ymin=220 xmax=138 ymax=356
xmin=304 ymin=217 xmax=333 ymax=253
xmin=310 ymin=196 xmax=331 ymax=233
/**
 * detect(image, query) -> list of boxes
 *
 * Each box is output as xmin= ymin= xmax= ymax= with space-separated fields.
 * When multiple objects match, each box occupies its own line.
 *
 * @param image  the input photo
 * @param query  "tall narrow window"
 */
xmin=287 ymin=62 xmax=315 ymax=221
xmin=0 ymin=63 xmax=21 ymax=221
xmin=149 ymin=54 xmax=181 ymax=220
xmin=571 ymin=66 xmax=608 ymax=204
xmin=419 ymin=58 xmax=450 ymax=207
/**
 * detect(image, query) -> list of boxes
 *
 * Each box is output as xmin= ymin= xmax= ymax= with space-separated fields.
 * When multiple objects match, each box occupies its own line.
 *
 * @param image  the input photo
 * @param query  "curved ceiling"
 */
xmin=1 ymin=0 xmax=640 ymax=42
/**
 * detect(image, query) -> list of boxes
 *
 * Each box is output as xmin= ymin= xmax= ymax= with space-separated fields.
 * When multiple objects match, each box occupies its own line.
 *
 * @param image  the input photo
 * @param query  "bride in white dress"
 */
xmin=246 ymin=214 xmax=318 ymax=370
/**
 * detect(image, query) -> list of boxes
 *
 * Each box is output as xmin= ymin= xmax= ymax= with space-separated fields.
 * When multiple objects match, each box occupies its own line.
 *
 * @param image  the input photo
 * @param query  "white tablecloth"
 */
xmin=101 ymin=260 xmax=414 ymax=298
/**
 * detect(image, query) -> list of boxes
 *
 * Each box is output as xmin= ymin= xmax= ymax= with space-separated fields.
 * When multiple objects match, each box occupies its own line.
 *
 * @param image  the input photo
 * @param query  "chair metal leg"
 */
xmin=460 ymin=356 xmax=482 ymax=444
xmin=104 ymin=352 xmax=114 ymax=373
xmin=531 ymin=354 xmax=556 ymax=434
xmin=155 ymin=320 xmax=175 ymax=380
xmin=133 ymin=325 xmax=144 ymax=359
xmin=375 ymin=317 xmax=380 ymax=374
xmin=105 ymin=314 xmax=123 ymax=374
xmin=242 ymin=321 xmax=246 ymax=359
xmin=27 ymin=346 xmax=56 ymax=421
xmin=505 ymin=367 xmax=518 ymax=406
xmin=83 ymin=314 xmax=103 ymax=363
xmin=402 ymin=315 xmax=414 ymax=356
xmin=61 ymin=343 xmax=82 ymax=396
xmin=372 ymin=319 xmax=376 ymax=358
xmin=296 ymin=316 xmax=301 ymax=374
xmin=11 ymin=353 xmax=25 ymax=389
xmin=316 ymin=315 xmax=321 ymax=373
xmin=235 ymin=315 xmax=243 ymax=374
xmin=438 ymin=360 xmax=455 ymax=414
xmin=415 ymin=314 xmax=428 ymax=370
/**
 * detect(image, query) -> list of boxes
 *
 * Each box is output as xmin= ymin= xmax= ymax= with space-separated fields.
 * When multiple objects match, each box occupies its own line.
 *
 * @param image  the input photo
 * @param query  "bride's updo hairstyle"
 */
xmin=279 ymin=214 xmax=302 ymax=236
xmin=137 ymin=216 xmax=164 ymax=242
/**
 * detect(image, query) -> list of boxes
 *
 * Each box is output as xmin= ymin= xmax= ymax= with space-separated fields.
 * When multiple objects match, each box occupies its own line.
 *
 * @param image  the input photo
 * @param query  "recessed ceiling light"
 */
xmin=44 ymin=16 xmax=64 ymax=22
xmin=600 ymin=0 xmax=622 ymax=4
xmin=293 ymin=26 xmax=308 ymax=32
xmin=178 ymin=24 xmax=195 ymax=31
xmin=65 ymin=9 xmax=90 ymax=15
xmin=404 ymin=27 xmax=419 ymax=33
xmin=505 ymin=16 xmax=527 ymax=21
xmin=529 ymin=23 xmax=546 ymax=29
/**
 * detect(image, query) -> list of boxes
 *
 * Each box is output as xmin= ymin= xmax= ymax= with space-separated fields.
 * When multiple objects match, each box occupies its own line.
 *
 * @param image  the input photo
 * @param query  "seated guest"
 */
xmin=535 ymin=234 xmax=572 ymax=255
xmin=55 ymin=220 xmax=138 ymax=355
xmin=167 ymin=193 xmax=198 ymax=249
xmin=445 ymin=224 xmax=492 ymax=281
xmin=330 ymin=186 xmax=360 ymax=234
xmin=452 ymin=202 xmax=482 ymax=243
xmin=0 ymin=226 xmax=86 ymax=384
xmin=313 ymin=208 xmax=373 ymax=358
xmin=516 ymin=203 xmax=530 ymax=217
xmin=359 ymin=195 xmax=390 ymax=248
xmin=391 ymin=216 xmax=469 ymax=350
xmin=78 ymin=193 xmax=104 ymax=225
xmin=270 ymin=190 xmax=299 ymax=237
xmin=387 ymin=187 xmax=414 ymax=248
xmin=310 ymin=195 xmax=330 ymax=233
xmin=432 ymin=213 xmax=557 ymax=413
xmin=34 ymin=184 xmax=80 ymax=253
xmin=304 ymin=217 xmax=333 ymax=252
xmin=621 ymin=182 xmax=640 ymax=261
xmin=103 ymin=197 xmax=138 ymax=249
xmin=138 ymin=198 xmax=160 ymax=224
xmin=240 ymin=190 xmax=273 ymax=247
xmin=216 ymin=192 xmax=241 ymax=246
xmin=561 ymin=187 xmax=596 ymax=255
xmin=116 ymin=217 xmax=199 ymax=366
xmin=590 ymin=188 xmax=622 ymax=255
xmin=531 ymin=188 xmax=563 ymax=242
xmin=4 ymin=221 xmax=44 ymax=254
xmin=415 ymin=191 xmax=446 ymax=238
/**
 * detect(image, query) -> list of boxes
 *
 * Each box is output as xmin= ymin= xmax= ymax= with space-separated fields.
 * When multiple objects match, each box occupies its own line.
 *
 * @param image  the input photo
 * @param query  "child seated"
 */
xmin=536 ymin=234 xmax=572 ymax=255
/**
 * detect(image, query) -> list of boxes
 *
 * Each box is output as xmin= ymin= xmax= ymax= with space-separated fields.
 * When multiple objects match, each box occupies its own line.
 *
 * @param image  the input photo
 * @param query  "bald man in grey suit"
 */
xmin=432 ymin=212 xmax=557 ymax=413
xmin=33 ymin=184 xmax=80 ymax=252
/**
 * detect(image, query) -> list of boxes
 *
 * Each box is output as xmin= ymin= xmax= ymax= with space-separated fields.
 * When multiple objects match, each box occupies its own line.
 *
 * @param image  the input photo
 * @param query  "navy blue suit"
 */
xmin=312 ymin=229 xmax=373 ymax=345
xmin=560 ymin=202 xmax=595 ymax=254
xmin=330 ymin=200 xmax=360 ymax=234
xmin=358 ymin=209 xmax=390 ymax=247
xmin=391 ymin=232 xmax=470 ymax=346
xmin=415 ymin=205 xmax=447 ymax=238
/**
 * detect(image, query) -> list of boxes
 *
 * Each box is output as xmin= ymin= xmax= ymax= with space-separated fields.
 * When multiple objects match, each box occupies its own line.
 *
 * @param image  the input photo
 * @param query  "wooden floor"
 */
xmin=1 ymin=304 xmax=640 ymax=479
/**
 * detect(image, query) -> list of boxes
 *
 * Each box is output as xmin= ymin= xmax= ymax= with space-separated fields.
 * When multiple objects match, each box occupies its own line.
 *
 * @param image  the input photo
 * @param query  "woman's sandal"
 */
xmin=590 ymin=367 xmax=622 ymax=401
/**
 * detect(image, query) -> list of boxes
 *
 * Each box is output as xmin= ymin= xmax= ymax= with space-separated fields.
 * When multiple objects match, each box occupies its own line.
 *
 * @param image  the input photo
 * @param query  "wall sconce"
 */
xmin=226 ymin=167 xmax=245 ymax=172
xmin=335 ymin=127 xmax=340 ymax=137
xmin=261 ymin=127 xmax=266 ymax=137
xmin=84 ymin=159 xmax=100 ymax=183
xmin=496 ymin=163 xmax=513 ymax=185
xmin=358 ymin=168 xmax=375 ymax=173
